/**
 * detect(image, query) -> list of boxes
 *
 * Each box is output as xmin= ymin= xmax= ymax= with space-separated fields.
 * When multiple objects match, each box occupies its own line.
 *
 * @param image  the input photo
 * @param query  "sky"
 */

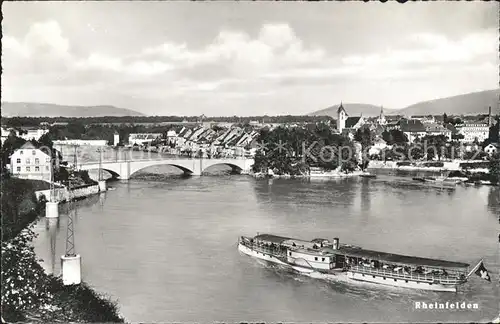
xmin=2 ymin=1 xmax=499 ymax=116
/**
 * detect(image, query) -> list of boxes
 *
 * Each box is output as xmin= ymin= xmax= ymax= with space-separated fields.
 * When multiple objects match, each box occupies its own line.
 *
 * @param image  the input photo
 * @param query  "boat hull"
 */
xmin=238 ymin=243 xmax=458 ymax=292
xmin=347 ymin=271 xmax=457 ymax=292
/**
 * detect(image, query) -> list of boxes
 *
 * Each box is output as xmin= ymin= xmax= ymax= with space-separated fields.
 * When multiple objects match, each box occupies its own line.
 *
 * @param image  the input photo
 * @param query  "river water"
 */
xmin=33 ymin=172 xmax=499 ymax=323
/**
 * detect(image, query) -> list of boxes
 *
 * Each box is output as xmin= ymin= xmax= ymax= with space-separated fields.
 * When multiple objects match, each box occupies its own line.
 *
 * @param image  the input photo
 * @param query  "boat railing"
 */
xmin=239 ymin=239 xmax=287 ymax=258
xmin=349 ymin=265 xmax=464 ymax=284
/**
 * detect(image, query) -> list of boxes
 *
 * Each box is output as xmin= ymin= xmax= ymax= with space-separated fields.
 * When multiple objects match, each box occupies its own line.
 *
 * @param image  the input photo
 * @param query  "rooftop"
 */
xmin=400 ymin=119 xmax=426 ymax=133
xmin=345 ymin=117 xmax=362 ymax=128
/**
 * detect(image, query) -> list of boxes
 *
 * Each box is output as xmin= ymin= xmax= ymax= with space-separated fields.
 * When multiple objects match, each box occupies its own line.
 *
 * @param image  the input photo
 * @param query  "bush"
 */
xmin=1 ymin=178 xmax=46 ymax=241
xmin=422 ymin=161 xmax=444 ymax=167
xmin=2 ymin=226 xmax=124 ymax=323
xmin=2 ymin=228 xmax=53 ymax=321
xmin=460 ymin=161 xmax=490 ymax=169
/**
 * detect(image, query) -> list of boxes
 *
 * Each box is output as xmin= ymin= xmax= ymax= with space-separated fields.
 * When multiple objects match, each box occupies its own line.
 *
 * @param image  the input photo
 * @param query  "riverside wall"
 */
xmin=367 ymin=160 xmax=489 ymax=173
xmin=35 ymin=184 xmax=101 ymax=202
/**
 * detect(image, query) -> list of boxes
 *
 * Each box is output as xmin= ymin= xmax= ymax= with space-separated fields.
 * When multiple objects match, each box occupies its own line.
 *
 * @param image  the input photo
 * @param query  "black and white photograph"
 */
xmin=1 ymin=1 xmax=499 ymax=323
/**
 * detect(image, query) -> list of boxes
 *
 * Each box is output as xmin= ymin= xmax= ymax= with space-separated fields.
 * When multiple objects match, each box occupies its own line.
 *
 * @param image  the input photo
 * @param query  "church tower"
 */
xmin=337 ymin=102 xmax=348 ymax=133
xmin=378 ymin=106 xmax=387 ymax=125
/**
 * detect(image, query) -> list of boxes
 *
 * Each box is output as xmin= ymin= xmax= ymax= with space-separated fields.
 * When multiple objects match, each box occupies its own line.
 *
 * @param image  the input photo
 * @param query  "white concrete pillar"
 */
xmin=61 ymin=254 xmax=81 ymax=285
xmin=119 ymin=161 xmax=131 ymax=180
xmin=98 ymin=180 xmax=107 ymax=192
xmin=45 ymin=201 xmax=59 ymax=218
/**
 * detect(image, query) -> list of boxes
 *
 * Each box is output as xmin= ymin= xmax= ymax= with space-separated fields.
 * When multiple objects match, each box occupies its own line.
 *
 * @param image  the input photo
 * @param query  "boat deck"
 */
xmin=329 ymin=246 xmax=469 ymax=269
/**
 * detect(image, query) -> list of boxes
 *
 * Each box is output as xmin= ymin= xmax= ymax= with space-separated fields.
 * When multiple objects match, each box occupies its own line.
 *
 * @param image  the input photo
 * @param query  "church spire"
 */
xmin=378 ymin=105 xmax=386 ymax=125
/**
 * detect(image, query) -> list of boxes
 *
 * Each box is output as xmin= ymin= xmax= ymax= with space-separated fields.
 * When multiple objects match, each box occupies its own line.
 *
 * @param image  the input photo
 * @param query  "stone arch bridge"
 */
xmin=79 ymin=157 xmax=254 ymax=180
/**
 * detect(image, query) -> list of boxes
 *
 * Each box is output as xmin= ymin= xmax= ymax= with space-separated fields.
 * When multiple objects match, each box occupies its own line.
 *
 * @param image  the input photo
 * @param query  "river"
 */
xmin=33 ymin=172 xmax=499 ymax=323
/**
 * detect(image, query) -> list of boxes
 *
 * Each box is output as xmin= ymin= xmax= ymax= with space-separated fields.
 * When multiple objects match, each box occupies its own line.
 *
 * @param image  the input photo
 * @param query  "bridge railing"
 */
xmin=79 ymin=155 xmax=253 ymax=165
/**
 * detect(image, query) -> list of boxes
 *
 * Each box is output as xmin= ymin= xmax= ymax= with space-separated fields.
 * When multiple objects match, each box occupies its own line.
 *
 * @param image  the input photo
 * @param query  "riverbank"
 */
xmin=35 ymin=183 xmax=103 ymax=203
xmin=367 ymin=160 xmax=489 ymax=173
xmin=251 ymin=169 xmax=367 ymax=179
xmin=1 ymin=178 xmax=124 ymax=323
xmin=367 ymin=160 xmax=498 ymax=186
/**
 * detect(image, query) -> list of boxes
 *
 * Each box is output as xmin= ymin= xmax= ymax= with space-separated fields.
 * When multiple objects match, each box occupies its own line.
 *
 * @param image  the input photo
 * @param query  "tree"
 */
xmin=489 ymin=118 xmax=499 ymax=143
xmin=1 ymin=134 xmax=27 ymax=170
xmin=37 ymin=133 xmax=53 ymax=149
xmin=451 ymin=133 xmax=464 ymax=141
xmin=443 ymin=113 xmax=449 ymax=124
xmin=489 ymin=152 xmax=500 ymax=185
xmin=419 ymin=135 xmax=448 ymax=161
xmin=354 ymin=127 xmax=374 ymax=149
xmin=382 ymin=129 xmax=408 ymax=145
xmin=66 ymin=120 xmax=86 ymax=139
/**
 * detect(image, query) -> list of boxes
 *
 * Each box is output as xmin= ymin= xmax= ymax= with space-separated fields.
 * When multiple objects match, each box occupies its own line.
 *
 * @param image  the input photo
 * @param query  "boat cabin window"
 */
xmin=315 ymin=257 xmax=318 ymax=261
xmin=289 ymin=252 xmax=292 ymax=256
xmin=322 ymin=258 xmax=325 ymax=262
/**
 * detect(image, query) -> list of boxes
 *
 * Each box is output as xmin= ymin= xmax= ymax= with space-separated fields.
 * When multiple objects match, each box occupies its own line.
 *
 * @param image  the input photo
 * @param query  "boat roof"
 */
xmin=254 ymin=234 xmax=293 ymax=244
xmin=254 ymin=234 xmax=320 ymax=248
xmin=252 ymin=233 xmax=469 ymax=269
xmin=332 ymin=246 xmax=469 ymax=269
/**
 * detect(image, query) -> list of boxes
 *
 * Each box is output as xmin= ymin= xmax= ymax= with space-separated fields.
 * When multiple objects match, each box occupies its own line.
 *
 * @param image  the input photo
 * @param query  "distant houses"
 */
xmin=157 ymin=124 xmax=260 ymax=158
xmin=455 ymin=123 xmax=490 ymax=143
xmin=128 ymin=133 xmax=162 ymax=146
xmin=1 ymin=127 xmax=49 ymax=144
xmin=332 ymin=103 xmax=497 ymax=145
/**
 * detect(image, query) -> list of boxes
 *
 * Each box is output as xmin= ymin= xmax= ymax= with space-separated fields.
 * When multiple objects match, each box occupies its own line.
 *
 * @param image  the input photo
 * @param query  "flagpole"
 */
xmin=466 ymin=258 xmax=484 ymax=279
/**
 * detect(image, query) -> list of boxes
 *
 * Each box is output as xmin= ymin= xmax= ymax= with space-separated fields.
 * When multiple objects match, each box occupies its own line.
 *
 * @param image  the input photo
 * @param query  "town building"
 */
xmin=53 ymin=139 xmax=108 ymax=146
xmin=336 ymin=103 xmax=348 ymax=133
xmin=377 ymin=106 xmax=387 ymax=126
xmin=368 ymin=138 xmax=389 ymax=157
xmin=113 ymin=132 xmax=120 ymax=146
xmin=128 ymin=133 xmax=161 ymax=146
xmin=424 ymin=123 xmax=452 ymax=141
xmin=19 ymin=128 xmax=49 ymax=141
xmin=344 ymin=116 xmax=366 ymax=131
xmin=484 ymin=143 xmax=499 ymax=156
xmin=10 ymin=142 xmax=53 ymax=181
xmin=455 ymin=123 xmax=490 ymax=143
xmin=410 ymin=115 xmax=436 ymax=124
xmin=400 ymin=120 xmax=426 ymax=143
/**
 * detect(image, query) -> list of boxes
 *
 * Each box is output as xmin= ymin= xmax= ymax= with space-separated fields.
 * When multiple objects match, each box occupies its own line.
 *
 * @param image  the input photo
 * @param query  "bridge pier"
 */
xmin=118 ymin=161 xmax=131 ymax=180
xmin=98 ymin=180 xmax=107 ymax=192
xmin=61 ymin=254 xmax=81 ymax=285
xmin=45 ymin=201 xmax=59 ymax=218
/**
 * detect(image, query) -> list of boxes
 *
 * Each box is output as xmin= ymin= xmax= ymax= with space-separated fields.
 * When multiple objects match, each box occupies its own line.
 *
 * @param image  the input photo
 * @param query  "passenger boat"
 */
xmin=238 ymin=234 xmax=482 ymax=292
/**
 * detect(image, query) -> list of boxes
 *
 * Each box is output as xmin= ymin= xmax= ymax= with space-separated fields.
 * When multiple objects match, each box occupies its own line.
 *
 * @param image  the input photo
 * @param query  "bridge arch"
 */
xmin=128 ymin=162 xmax=194 ymax=178
xmin=79 ymin=157 xmax=253 ymax=180
xmin=201 ymin=162 xmax=243 ymax=174
xmin=80 ymin=167 xmax=121 ymax=180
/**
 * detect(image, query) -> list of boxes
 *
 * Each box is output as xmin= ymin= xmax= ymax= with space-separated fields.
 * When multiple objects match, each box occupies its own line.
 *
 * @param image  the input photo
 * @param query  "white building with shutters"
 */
xmin=10 ymin=142 xmax=53 ymax=181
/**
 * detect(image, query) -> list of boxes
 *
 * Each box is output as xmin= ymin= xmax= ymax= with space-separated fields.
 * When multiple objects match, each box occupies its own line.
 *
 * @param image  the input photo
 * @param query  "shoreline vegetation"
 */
xmin=248 ymin=124 xmax=499 ymax=185
xmin=1 ymin=177 xmax=125 ymax=323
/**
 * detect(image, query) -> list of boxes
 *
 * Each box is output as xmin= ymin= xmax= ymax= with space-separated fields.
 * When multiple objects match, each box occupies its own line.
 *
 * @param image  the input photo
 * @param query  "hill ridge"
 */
xmin=1 ymin=102 xmax=145 ymax=117
xmin=309 ymin=89 xmax=499 ymax=117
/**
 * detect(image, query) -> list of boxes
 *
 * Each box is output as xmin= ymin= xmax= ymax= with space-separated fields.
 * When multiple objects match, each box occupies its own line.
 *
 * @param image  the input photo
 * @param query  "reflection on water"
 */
xmin=44 ymin=218 xmax=60 ymax=275
xmin=487 ymin=187 xmax=500 ymax=214
xmin=32 ymin=176 xmax=499 ymax=323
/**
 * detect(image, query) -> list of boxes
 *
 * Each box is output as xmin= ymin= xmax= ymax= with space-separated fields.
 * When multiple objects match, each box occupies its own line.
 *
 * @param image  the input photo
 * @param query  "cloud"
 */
xmin=3 ymin=20 xmax=73 ymax=74
xmin=140 ymin=23 xmax=324 ymax=76
xmin=2 ymin=17 xmax=496 ymax=114
xmin=342 ymin=29 xmax=496 ymax=67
